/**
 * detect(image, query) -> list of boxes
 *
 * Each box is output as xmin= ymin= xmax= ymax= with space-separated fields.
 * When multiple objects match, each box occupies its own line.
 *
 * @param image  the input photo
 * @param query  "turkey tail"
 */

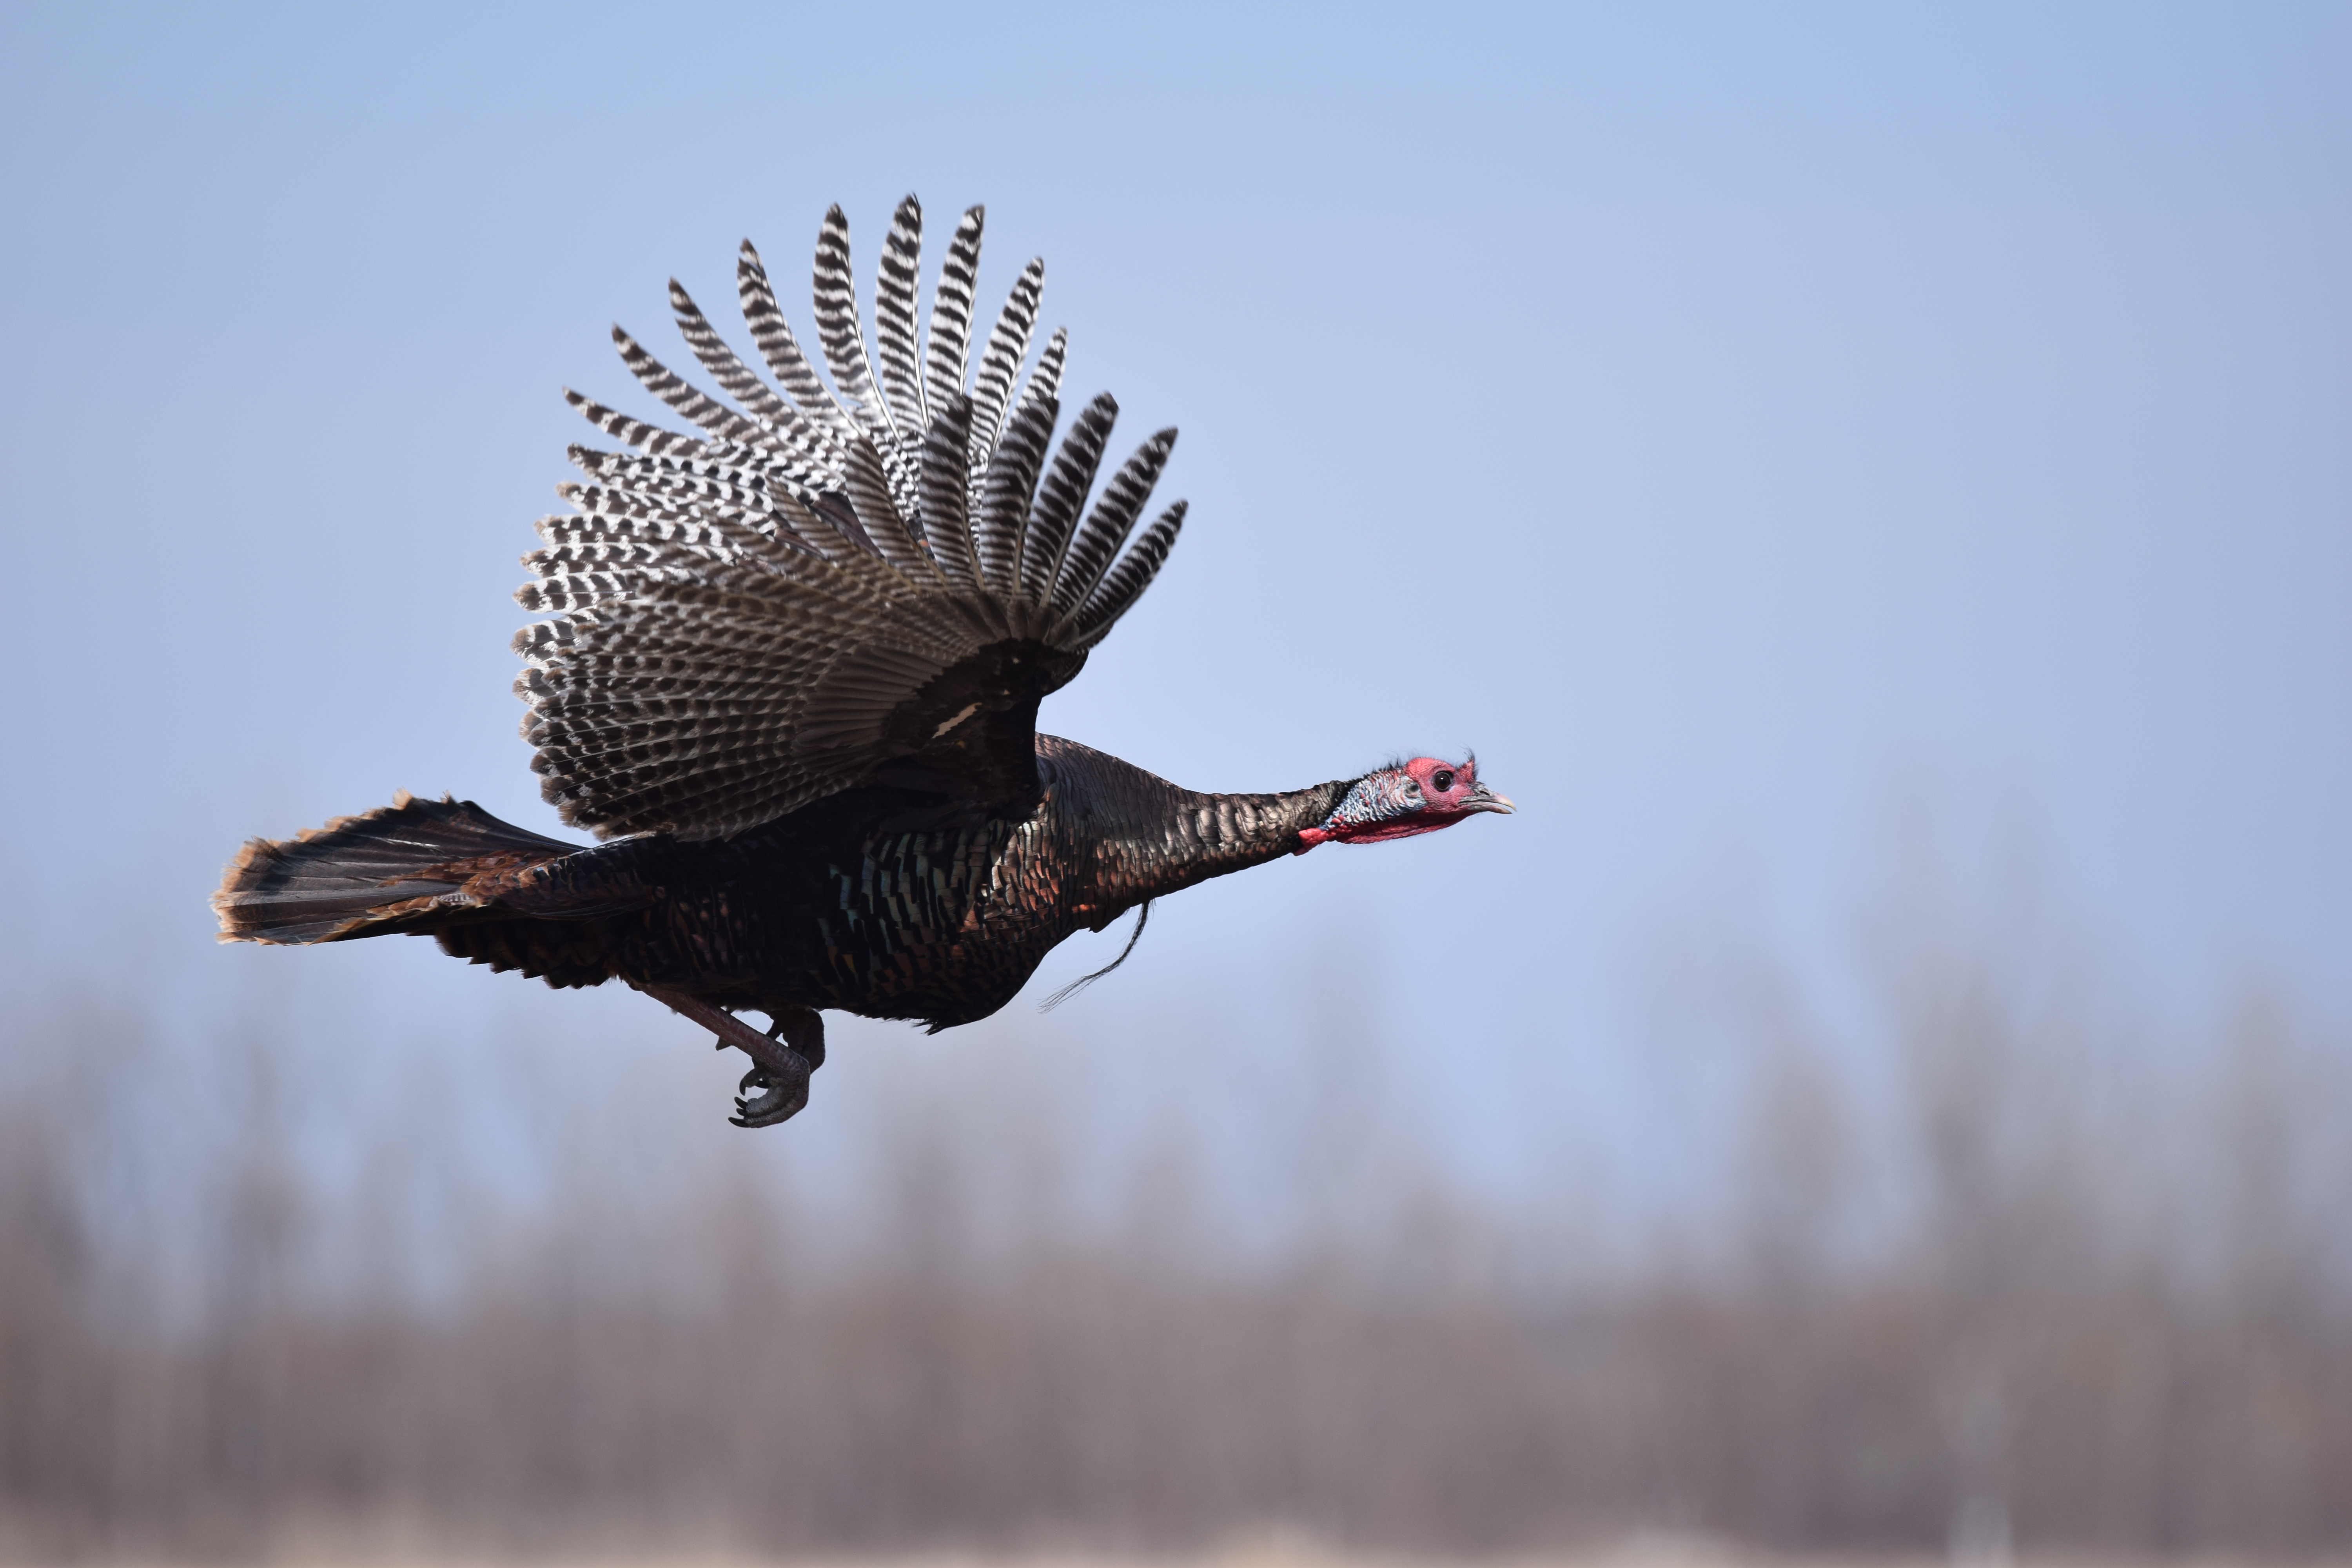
xmin=214 ymin=793 xmax=578 ymax=945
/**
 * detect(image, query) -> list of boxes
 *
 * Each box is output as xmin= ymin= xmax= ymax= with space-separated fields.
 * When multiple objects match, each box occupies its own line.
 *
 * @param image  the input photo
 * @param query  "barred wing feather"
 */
xmin=516 ymin=196 xmax=1185 ymax=842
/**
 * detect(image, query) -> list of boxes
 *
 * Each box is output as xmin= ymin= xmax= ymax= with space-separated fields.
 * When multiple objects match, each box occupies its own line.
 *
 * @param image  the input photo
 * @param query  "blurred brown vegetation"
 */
xmin=0 ymin=870 xmax=2347 ymax=1562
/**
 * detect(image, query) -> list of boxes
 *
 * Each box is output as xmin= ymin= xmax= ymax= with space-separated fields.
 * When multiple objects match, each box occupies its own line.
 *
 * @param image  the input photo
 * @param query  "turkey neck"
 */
xmin=1036 ymin=735 xmax=1350 ymax=929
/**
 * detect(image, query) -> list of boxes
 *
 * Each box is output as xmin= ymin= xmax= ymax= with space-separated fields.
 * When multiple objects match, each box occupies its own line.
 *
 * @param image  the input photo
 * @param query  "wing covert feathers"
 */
xmin=519 ymin=196 xmax=1185 ymax=841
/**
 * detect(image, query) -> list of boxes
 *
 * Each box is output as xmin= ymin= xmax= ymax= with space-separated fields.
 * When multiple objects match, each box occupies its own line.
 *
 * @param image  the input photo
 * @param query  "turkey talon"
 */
xmin=731 ymin=1055 xmax=811 ymax=1128
xmin=637 ymin=984 xmax=824 ymax=1129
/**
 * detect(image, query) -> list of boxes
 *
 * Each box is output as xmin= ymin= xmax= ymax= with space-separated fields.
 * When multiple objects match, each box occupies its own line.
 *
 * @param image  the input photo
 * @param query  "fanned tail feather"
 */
xmin=214 ymin=795 xmax=577 ymax=945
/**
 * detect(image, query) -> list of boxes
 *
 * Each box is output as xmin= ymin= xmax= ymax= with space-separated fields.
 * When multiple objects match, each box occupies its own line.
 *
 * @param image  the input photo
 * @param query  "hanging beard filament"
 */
xmin=1041 ymin=900 xmax=1154 ymax=1011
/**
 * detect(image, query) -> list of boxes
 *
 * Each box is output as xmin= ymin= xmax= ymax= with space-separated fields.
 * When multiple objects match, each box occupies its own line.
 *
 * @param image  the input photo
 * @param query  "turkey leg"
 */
xmin=638 ymin=984 xmax=819 ymax=1129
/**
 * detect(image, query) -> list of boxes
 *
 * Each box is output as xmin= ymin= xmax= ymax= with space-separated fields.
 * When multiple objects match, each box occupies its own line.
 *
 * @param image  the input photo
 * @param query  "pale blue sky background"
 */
xmin=1 ymin=3 xmax=2345 ymax=1207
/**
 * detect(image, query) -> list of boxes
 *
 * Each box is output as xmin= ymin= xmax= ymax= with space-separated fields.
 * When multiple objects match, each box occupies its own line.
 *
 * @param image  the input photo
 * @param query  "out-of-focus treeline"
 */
xmin=1 ymin=866 xmax=2347 ymax=1562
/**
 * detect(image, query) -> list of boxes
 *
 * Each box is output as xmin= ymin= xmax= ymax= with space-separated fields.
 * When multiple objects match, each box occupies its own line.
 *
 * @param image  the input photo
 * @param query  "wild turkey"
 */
xmin=214 ymin=197 xmax=1513 ymax=1126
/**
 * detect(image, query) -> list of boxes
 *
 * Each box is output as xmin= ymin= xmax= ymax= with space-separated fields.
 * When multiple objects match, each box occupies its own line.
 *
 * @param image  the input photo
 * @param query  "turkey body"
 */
xmin=213 ymin=195 xmax=1509 ymax=1126
xmin=431 ymin=736 xmax=1345 ymax=1030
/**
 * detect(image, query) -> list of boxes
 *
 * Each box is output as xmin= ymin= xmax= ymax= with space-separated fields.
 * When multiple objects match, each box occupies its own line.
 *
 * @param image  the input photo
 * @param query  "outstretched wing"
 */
xmin=515 ymin=197 xmax=1187 ymax=841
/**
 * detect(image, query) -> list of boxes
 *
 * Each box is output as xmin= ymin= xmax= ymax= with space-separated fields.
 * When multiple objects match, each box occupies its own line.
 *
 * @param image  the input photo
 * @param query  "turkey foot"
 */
xmin=737 ymin=1007 xmax=826 ymax=1127
xmin=639 ymin=985 xmax=816 ymax=1128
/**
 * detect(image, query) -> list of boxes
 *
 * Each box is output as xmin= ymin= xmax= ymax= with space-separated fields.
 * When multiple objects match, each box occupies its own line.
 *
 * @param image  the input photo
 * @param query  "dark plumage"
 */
xmin=215 ymin=197 xmax=1513 ymax=1125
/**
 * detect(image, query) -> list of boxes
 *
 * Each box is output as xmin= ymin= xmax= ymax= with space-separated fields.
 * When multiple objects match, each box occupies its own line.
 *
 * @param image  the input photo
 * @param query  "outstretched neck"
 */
xmin=1036 ymin=735 xmax=1348 ymax=929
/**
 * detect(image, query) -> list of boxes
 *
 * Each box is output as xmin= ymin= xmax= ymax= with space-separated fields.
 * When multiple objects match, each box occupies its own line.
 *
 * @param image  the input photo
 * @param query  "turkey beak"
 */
xmin=1463 ymin=782 xmax=1515 ymax=815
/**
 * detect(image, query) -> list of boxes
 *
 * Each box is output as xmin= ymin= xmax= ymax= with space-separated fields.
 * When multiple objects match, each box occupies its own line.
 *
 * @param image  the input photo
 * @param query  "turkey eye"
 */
xmin=1432 ymin=770 xmax=1455 ymax=792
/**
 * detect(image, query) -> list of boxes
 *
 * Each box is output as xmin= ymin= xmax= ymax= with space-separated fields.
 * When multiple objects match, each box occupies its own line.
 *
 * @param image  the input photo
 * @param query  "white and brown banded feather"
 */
xmin=517 ymin=196 xmax=1186 ymax=842
xmin=969 ymin=255 xmax=1044 ymax=469
xmin=873 ymin=195 xmax=930 ymax=437
xmin=925 ymin=207 xmax=985 ymax=428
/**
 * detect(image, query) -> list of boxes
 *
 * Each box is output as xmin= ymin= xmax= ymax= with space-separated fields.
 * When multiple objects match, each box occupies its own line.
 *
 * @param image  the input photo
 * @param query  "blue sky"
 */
xmin=1 ymin=2 xmax=2345 ymax=1198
